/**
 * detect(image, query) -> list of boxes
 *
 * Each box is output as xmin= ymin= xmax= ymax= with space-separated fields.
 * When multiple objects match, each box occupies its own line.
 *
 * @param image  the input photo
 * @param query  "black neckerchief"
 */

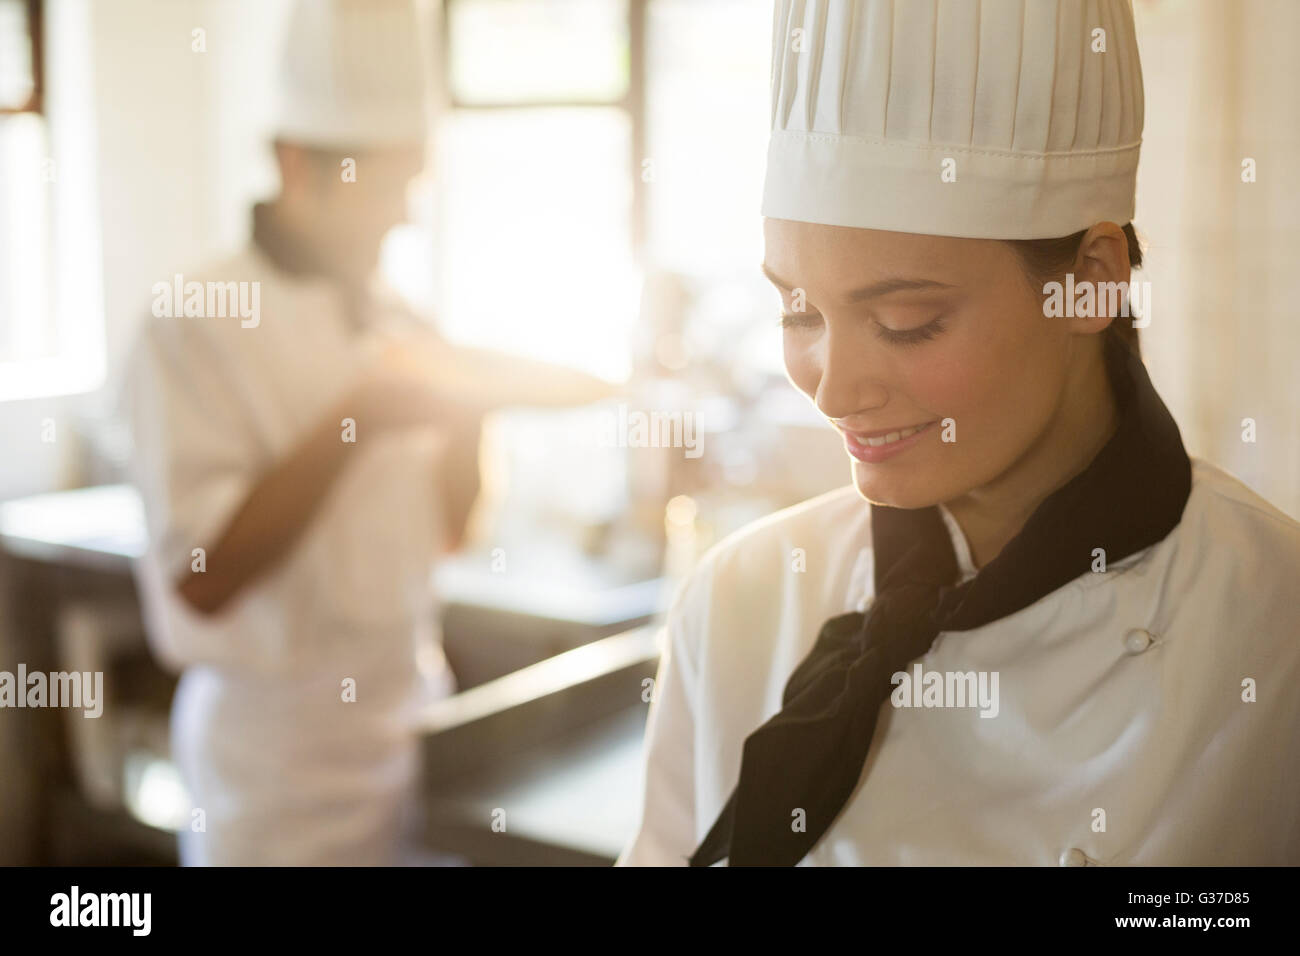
xmin=251 ymin=200 xmax=330 ymax=279
xmin=689 ymin=331 xmax=1192 ymax=866
xmin=251 ymin=200 xmax=369 ymax=332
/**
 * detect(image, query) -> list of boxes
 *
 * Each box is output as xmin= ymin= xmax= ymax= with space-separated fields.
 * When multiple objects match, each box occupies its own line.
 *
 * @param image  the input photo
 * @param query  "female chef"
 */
xmin=619 ymin=0 xmax=1300 ymax=866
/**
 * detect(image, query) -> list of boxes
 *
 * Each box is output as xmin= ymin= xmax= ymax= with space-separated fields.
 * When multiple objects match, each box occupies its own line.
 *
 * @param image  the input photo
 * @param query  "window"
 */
xmin=387 ymin=0 xmax=641 ymax=384
xmin=395 ymin=0 xmax=780 ymax=382
xmin=0 ymin=0 xmax=50 ymax=367
xmin=0 ymin=0 xmax=103 ymax=401
xmin=643 ymin=0 xmax=781 ymax=378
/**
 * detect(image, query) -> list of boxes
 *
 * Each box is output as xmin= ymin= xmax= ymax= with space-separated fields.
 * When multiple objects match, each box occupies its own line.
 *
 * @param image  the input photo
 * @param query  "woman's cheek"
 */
xmin=929 ymin=331 xmax=1051 ymax=453
xmin=782 ymin=335 xmax=820 ymax=402
xmin=903 ymin=341 xmax=986 ymax=426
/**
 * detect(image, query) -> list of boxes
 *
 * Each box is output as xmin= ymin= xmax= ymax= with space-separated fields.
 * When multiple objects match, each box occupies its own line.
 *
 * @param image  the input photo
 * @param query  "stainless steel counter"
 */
xmin=418 ymin=626 xmax=658 ymax=865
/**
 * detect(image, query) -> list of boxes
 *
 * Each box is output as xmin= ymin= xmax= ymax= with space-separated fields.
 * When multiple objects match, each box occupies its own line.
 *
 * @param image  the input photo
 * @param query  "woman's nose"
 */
xmin=814 ymin=323 xmax=889 ymax=421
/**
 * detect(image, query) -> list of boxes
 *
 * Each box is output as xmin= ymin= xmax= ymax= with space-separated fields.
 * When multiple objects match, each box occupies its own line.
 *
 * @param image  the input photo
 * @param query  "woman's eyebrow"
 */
xmin=761 ymin=263 xmax=956 ymax=301
xmin=844 ymin=277 xmax=957 ymax=302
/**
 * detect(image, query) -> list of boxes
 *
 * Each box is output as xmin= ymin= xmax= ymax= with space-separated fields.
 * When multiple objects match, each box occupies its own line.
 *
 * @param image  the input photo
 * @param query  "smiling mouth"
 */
xmin=852 ymin=421 xmax=935 ymax=447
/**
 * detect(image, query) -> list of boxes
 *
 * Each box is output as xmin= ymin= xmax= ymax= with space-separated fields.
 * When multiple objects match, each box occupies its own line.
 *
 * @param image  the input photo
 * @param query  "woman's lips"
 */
xmin=843 ymin=420 xmax=937 ymax=463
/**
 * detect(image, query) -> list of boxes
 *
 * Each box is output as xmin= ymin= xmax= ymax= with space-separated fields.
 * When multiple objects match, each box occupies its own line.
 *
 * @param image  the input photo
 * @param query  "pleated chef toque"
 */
xmin=762 ymin=0 xmax=1145 ymax=239
xmin=273 ymin=0 xmax=438 ymax=150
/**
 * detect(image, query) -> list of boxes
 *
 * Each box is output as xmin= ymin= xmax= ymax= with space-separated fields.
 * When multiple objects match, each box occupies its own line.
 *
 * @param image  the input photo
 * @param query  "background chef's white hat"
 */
xmin=762 ymin=0 xmax=1145 ymax=239
xmin=273 ymin=0 xmax=439 ymax=150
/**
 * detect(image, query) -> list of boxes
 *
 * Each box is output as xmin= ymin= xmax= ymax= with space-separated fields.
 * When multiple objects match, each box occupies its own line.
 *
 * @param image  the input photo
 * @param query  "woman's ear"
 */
xmin=1075 ymin=222 xmax=1131 ymax=288
xmin=1069 ymin=221 xmax=1132 ymax=333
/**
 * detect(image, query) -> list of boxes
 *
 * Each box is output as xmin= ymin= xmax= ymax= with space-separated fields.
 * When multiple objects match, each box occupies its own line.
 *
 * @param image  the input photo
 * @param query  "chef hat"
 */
xmin=762 ymin=0 xmax=1145 ymax=239
xmin=273 ymin=0 xmax=438 ymax=151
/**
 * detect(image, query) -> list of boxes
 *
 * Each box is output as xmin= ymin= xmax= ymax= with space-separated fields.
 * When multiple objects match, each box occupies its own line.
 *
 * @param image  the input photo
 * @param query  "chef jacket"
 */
xmin=617 ymin=457 xmax=1300 ymax=866
xmin=124 ymin=242 xmax=455 ymax=863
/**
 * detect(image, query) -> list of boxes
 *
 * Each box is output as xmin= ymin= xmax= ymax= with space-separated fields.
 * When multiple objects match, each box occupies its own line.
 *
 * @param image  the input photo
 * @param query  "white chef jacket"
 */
xmin=124 ymin=242 xmax=456 ymax=864
xmin=617 ymin=458 xmax=1300 ymax=866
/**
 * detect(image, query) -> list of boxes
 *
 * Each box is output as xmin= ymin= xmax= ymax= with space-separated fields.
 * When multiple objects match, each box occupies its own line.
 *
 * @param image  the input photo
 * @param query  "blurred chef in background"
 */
xmin=124 ymin=0 xmax=612 ymax=866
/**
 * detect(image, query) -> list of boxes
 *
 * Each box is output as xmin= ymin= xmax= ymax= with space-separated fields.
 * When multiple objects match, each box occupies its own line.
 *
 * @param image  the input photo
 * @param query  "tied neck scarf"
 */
xmin=251 ymin=201 xmax=371 ymax=332
xmin=252 ymin=201 xmax=331 ymax=279
xmin=689 ymin=332 xmax=1192 ymax=867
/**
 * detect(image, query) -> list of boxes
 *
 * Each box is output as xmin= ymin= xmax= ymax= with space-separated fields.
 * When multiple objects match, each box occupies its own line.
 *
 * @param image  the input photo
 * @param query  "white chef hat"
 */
xmin=762 ymin=0 xmax=1145 ymax=239
xmin=273 ymin=0 xmax=439 ymax=151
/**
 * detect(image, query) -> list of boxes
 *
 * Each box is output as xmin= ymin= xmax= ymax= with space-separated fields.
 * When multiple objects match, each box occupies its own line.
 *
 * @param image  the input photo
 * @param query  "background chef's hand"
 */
xmin=349 ymin=343 xmax=466 ymax=433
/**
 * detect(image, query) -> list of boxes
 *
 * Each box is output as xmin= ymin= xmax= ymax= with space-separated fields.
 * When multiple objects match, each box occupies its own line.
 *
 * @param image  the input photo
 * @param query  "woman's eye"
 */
xmin=874 ymin=315 xmax=948 ymax=346
xmin=776 ymin=311 xmax=949 ymax=343
xmin=778 ymin=311 xmax=823 ymax=331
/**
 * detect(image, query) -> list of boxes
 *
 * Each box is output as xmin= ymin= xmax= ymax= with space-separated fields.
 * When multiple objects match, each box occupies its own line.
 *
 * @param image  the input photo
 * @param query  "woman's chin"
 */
xmin=851 ymin=462 xmax=943 ymax=511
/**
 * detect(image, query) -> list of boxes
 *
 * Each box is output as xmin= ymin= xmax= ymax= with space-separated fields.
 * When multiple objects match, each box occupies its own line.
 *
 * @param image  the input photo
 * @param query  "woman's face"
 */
xmin=765 ymin=219 xmax=1074 ymax=510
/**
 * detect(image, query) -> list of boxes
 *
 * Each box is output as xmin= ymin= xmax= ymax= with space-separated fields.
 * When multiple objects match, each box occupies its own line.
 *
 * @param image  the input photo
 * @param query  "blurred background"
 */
xmin=0 ymin=0 xmax=1296 ymax=865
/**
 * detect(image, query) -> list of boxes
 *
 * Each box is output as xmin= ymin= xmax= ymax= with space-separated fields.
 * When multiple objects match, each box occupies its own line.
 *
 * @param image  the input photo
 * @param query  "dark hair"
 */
xmin=1005 ymin=222 xmax=1144 ymax=359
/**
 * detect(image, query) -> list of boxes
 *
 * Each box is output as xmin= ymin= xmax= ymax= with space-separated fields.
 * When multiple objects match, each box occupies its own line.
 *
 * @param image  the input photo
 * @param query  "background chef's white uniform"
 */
xmin=618 ymin=459 xmax=1300 ymax=866
xmin=126 ymin=243 xmax=456 ymax=865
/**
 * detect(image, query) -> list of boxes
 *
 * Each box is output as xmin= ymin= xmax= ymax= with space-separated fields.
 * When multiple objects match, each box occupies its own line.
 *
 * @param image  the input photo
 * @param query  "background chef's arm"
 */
xmin=435 ymin=408 xmax=484 ymax=553
xmin=175 ymin=365 xmax=456 ymax=616
xmin=388 ymin=333 xmax=614 ymax=551
xmin=174 ymin=394 xmax=361 ymax=615
xmin=615 ymin=589 xmax=701 ymax=866
xmin=393 ymin=337 xmax=619 ymax=409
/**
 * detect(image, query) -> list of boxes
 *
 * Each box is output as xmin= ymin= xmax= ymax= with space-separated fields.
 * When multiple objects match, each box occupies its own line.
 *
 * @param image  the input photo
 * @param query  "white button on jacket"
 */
xmin=617 ymin=459 xmax=1300 ymax=866
xmin=1125 ymin=629 xmax=1155 ymax=655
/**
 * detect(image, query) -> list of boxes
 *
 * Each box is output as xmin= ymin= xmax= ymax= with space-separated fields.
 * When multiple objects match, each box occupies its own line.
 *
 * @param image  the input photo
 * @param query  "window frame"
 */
xmin=0 ymin=0 xmax=43 ymax=116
